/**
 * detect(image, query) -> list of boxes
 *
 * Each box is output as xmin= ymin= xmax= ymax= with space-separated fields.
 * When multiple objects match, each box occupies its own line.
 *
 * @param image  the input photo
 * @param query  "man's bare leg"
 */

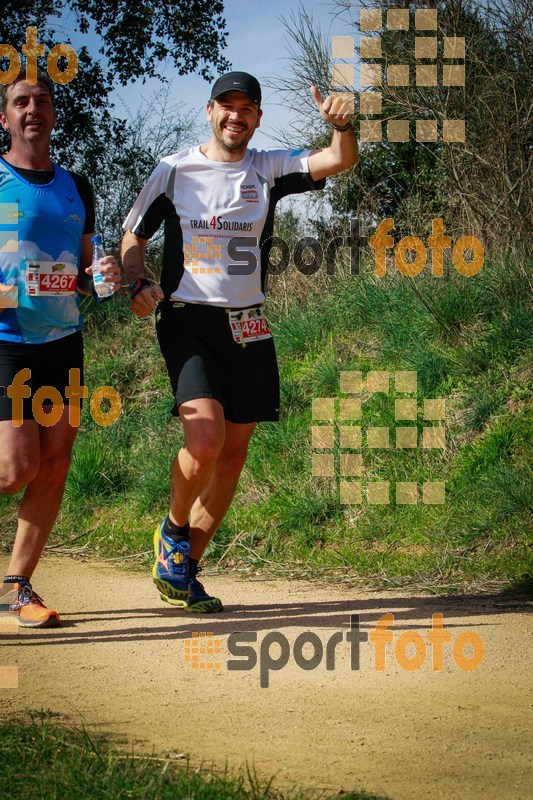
xmin=2 ymin=409 xmax=78 ymax=579
xmin=168 ymin=397 xmax=226 ymax=527
xmin=0 ymin=407 xmax=78 ymax=626
xmin=155 ymin=398 xmax=255 ymax=611
xmin=188 ymin=419 xmax=256 ymax=560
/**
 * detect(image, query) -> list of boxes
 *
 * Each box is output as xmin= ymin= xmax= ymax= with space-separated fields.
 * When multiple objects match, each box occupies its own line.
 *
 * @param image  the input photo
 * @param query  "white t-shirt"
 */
xmin=122 ymin=145 xmax=325 ymax=308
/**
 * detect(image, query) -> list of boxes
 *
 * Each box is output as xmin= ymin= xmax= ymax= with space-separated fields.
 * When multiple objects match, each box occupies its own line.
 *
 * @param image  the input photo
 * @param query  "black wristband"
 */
xmin=330 ymin=121 xmax=353 ymax=132
xmin=129 ymin=278 xmax=152 ymax=298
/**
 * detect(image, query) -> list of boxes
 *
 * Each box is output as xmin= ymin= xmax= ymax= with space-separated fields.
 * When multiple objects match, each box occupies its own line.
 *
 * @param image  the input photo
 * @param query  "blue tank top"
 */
xmin=0 ymin=159 xmax=85 ymax=343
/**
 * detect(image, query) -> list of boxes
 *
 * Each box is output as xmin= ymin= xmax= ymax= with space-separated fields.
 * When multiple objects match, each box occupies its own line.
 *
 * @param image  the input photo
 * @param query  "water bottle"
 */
xmin=91 ymin=235 xmax=114 ymax=298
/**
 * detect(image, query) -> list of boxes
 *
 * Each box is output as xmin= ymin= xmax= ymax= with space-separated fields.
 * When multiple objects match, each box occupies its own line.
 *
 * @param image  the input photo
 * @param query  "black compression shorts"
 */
xmin=156 ymin=302 xmax=280 ymax=424
xmin=0 ymin=331 xmax=84 ymax=422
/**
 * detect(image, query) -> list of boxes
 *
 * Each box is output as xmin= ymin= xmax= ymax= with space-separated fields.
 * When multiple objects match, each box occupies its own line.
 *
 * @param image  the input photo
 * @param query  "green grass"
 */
xmin=0 ymin=713 xmax=386 ymax=800
xmin=0 ymin=253 xmax=531 ymax=588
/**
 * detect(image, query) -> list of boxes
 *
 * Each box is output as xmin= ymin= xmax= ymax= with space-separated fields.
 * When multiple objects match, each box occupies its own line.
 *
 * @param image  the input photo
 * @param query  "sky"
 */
xmin=60 ymin=0 xmax=357 ymax=151
xmin=38 ymin=0 xmax=361 ymax=222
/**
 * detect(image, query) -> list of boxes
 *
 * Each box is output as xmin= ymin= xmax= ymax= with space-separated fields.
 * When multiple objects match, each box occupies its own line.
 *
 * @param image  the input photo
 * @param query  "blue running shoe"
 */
xmin=158 ymin=562 xmax=224 ymax=613
xmin=152 ymin=520 xmax=190 ymax=603
xmin=182 ymin=564 xmax=223 ymax=613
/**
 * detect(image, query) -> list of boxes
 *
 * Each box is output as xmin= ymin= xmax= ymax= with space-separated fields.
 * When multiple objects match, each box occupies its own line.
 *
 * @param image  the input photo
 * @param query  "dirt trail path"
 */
xmin=0 ymin=557 xmax=531 ymax=799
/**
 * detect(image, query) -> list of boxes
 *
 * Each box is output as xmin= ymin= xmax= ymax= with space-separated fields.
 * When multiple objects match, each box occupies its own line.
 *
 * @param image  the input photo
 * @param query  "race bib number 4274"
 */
xmin=229 ymin=307 xmax=272 ymax=345
xmin=26 ymin=260 xmax=77 ymax=296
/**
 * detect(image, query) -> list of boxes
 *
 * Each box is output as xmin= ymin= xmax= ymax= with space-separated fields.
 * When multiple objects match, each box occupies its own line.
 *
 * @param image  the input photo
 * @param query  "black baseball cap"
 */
xmin=210 ymin=72 xmax=262 ymax=106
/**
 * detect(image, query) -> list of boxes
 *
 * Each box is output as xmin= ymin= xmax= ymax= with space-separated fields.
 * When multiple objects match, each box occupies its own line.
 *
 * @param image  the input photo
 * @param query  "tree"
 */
xmin=0 ymin=0 xmax=230 ymax=165
xmin=77 ymin=85 xmax=197 ymax=252
xmin=270 ymin=0 xmax=531 ymax=249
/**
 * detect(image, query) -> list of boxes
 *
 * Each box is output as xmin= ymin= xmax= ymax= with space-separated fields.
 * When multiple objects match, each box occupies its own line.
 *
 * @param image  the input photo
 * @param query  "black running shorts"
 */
xmin=0 ymin=331 xmax=84 ymax=422
xmin=156 ymin=302 xmax=280 ymax=424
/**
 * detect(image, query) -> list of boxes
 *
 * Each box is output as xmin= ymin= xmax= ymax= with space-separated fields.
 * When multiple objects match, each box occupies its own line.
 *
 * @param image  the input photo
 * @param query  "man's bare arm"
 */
xmin=121 ymin=230 xmax=148 ymax=282
xmin=307 ymin=86 xmax=359 ymax=182
xmin=121 ymin=229 xmax=164 ymax=317
xmin=76 ymin=233 xmax=94 ymax=295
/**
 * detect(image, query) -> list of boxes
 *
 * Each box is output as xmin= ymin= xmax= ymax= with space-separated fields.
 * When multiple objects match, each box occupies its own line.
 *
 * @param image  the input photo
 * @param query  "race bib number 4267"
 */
xmin=26 ymin=260 xmax=78 ymax=296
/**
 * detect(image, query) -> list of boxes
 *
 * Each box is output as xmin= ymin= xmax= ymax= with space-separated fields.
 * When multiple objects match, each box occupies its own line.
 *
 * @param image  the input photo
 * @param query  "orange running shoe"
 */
xmin=4 ymin=582 xmax=60 ymax=628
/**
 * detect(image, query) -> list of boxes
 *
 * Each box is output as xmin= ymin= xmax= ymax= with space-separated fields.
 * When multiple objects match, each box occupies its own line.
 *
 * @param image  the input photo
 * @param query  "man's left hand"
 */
xmin=310 ymin=86 xmax=354 ymax=129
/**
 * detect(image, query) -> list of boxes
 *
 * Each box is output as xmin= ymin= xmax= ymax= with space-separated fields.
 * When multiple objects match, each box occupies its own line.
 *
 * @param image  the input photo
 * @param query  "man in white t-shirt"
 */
xmin=121 ymin=72 xmax=358 ymax=612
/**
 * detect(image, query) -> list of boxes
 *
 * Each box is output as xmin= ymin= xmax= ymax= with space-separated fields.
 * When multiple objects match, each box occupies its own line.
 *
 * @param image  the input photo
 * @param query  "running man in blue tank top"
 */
xmin=0 ymin=69 xmax=121 ymax=627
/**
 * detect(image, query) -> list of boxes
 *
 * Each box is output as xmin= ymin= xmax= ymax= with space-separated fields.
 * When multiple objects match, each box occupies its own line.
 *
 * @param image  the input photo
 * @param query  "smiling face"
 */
xmin=0 ymin=79 xmax=56 ymax=152
xmin=206 ymin=91 xmax=262 ymax=158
